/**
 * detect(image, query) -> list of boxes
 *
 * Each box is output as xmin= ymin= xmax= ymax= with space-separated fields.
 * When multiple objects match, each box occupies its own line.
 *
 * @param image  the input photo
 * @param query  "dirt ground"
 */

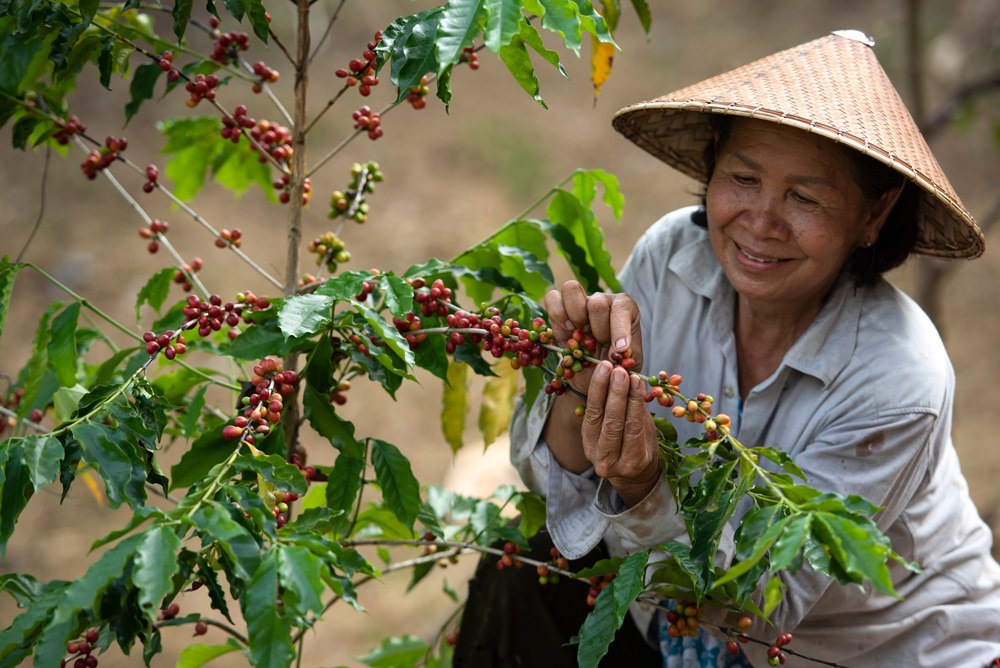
xmin=0 ymin=0 xmax=999 ymax=666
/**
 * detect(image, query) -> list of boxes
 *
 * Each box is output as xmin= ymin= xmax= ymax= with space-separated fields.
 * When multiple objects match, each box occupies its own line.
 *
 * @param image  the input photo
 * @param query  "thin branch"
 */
xmin=198 ymin=617 xmax=248 ymax=645
xmin=16 ymin=145 xmax=50 ymax=262
xmin=308 ymin=0 xmax=347 ymax=65
xmin=0 ymin=405 xmax=45 ymax=433
xmin=233 ymin=52 xmax=295 ymax=127
xmin=302 ymin=84 xmax=349 ymax=136
xmin=270 ymin=28 xmax=298 ymax=68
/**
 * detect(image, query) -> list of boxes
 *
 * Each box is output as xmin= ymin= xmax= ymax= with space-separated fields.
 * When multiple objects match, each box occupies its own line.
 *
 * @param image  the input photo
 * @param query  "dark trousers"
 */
xmin=453 ymin=528 xmax=662 ymax=668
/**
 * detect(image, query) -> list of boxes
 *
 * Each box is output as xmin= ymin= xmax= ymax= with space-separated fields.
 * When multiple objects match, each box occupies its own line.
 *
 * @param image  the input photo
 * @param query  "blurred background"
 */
xmin=1 ymin=0 xmax=999 ymax=665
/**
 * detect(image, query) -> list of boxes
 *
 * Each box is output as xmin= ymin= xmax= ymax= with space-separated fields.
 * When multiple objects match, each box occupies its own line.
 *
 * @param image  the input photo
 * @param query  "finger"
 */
xmin=544 ymin=290 xmax=572 ymax=343
xmin=594 ymin=366 xmax=631 ymax=477
xmin=619 ymin=374 xmax=654 ymax=479
xmin=581 ymin=361 xmax=613 ymax=464
xmin=561 ymin=281 xmax=589 ymax=332
xmin=610 ymin=294 xmax=641 ymax=355
xmin=586 ymin=294 xmax=614 ymax=346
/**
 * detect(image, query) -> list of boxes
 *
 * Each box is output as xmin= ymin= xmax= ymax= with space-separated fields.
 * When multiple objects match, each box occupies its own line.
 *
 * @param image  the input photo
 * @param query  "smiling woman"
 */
xmin=508 ymin=31 xmax=1000 ymax=668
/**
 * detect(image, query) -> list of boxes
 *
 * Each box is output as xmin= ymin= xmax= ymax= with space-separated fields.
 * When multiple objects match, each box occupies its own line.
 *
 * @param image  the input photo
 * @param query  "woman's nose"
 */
xmin=741 ymin=193 xmax=789 ymax=240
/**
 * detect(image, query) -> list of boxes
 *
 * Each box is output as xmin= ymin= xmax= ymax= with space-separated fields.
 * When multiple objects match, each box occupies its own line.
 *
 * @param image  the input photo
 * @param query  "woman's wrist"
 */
xmin=608 ymin=458 xmax=662 ymax=508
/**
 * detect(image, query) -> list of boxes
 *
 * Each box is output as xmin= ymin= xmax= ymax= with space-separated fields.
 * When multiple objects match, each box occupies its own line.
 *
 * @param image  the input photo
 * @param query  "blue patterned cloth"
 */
xmin=658 ymin=601 xmax=753 ymax=668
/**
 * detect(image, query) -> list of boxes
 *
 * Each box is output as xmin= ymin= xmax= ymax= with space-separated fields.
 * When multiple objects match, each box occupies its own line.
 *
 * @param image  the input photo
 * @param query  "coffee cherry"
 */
xmin=574 ymin=404 xmax=586 ymax=417
xmin=445 ymin=630 xmax=459 ymax=647
xmin=77 ymin=642 xmax=90 ymax=655
xmin=222 ymin=425 xmax=243 ymax=440
xmin=737 ymin=617 xmax=752 ymax=630
xmin=727 ymin=640 xmax=739 ymax=655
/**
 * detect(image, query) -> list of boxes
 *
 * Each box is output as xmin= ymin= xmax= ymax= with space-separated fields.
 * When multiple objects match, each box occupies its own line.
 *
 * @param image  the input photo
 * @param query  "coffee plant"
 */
xmin=0 ymin=0 xmax=921 ymax=666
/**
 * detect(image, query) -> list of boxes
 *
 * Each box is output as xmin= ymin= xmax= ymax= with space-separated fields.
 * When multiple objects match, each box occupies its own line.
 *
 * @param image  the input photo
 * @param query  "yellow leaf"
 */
xmin=591 ymin=36 xmax=615 ymax=103
xmin=80 ymin=469 xmax=104 ymax=507
xmin=478 ymin=361 xmax=520 ymax=449
xmin=441 ymin=362 xmax=470 ymax=454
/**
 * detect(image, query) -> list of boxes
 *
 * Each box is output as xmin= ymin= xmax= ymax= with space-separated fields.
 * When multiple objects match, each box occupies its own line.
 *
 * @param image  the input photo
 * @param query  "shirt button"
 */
xmin=723 ymin=385 xmax=735 ymax=398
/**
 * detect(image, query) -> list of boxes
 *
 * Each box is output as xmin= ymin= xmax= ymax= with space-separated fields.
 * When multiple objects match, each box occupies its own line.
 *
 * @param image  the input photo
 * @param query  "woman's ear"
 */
xmin=863 ymin=184 xmax=903 ymax=245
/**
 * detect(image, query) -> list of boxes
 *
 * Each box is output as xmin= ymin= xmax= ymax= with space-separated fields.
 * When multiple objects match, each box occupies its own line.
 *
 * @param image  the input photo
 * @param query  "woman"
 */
xmin=510 ymin=31 xmax=1000 ymax=667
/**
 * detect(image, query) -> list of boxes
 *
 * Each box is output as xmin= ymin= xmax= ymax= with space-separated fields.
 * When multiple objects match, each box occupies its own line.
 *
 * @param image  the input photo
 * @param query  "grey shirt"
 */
xmin=510 ymin=207 xmax=1000 ymax=667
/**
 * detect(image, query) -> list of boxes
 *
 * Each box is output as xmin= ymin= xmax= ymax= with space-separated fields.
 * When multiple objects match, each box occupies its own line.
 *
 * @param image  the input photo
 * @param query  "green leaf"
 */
xmin=47 ymin=301 xmax=80 ymax=387
xmin=175 ymin=642 xmax=241 ymax=668
xmin=172 ymin=0 xmax=193 ymax=39
xmin=197 ymin=556 xmax=234 ymax=623
xmin=576 ymin=581 xmax=620 ymax=668
xmin=515 ymin=491 xmax=546 ymax=539
xmin=533 ymin=0 xmax=585 ymax=54
xmin=753 ymin=446 xmax=806 ymax=481
xmin=276 ymin=545 xmax=326 ymax=618
xmin=484 ymin=0 xmax=524 ymax=51
xmin=221 ymin=0 xmax=269 ymax=42
xmin=0 ymin=439 xmax=32 ymax=562
xmin=133 ymin=525 xmax=181 ymax=622
xmin=191 ymin=506 xmax=262 ymax=582
xmin=656 ymin=542 xmax=705 ymax=596
xmin=170 ymin=427 xmax=231 ymax=489
xmin=97 ymin=35 xmax=114 ymax=90
xmin=91 ymin=505 xmax=163 ymax=550
xmin=613 ymin=550 xmax=648 ymax=618
xmin=124 ymin=61 xmax=163 ymax=124
xmin=326 ymin=452 xmax=366 ymax=521
xmin=442 ymin=578 xmax=459 ymax=602
xmin=479 ymin=359 xmax=519 ymax=447
xmin=358 ymin=635 xmax=428 ymax=667
xmin=389 ymin=7 xmax=444 ymax=105
xmin=224 ymin=320 xmax=290 ymax=360
xmin=574 ymin=169 xmax=624 ymax=221
xmin=769 ymin=513 xmax=811 ymax=572
xmin=652 ymin=416 xmax=677 ymax=443
xmin=93 ymin=346 xmax=140 ymax=386
xmin=277 ymin=294 xmax=334 ymax=339
xmin=0 ymin=257 xmax=23 ymax=351
xmin=763 ymin=575 xmax=784 ymax=617
xmin=370 ymin=439 xmax=420 ymax=531
xmin=245 ymin=551 xmax=295 ymax=668
xmin=499 ymin=35 xmax=546 ymax=107
xmin=414 ymin=333 xmax=449 ymax=382
xmin=16 ymin=304 xmax=54 ymax=421
xmin=71 ymin=422 xmax=148 ymax=510
xmin=574 ymin=556 xmax=625 ymax=579
xmin=441 ymin=361 xmax=469 ymax=453
xmin=182 ymin=384 xmax=208 ymax=439
xmin=812 ymin=511 xmax=897 ymax=598
xmin=628 ymin=0 xmax=650 ymax=32
xmin=355 ymin=306 xmax=415 ymax=369
xmin=435 ymin=0 xmax=487 ymax=73
xmin=52 ymin=384 xmax=89 ymax=422
xmin=546 ymin=190 xmax=620 ymax=292
xmin=381 ymin=275 xmax=414 ymax=319
xmin=135 ymin=267 xmax=175 ymax=322
xmin=11 ymin=115 xmax=40 ymax=149
xmin=232 ymin=453 xmax=309 ymax=496
xmin=519 ymin=19 xmax=568 ymax=79
xmin=20 ymin=434 xmax=62 ymax=492
xmin=527 ymin=219 xmax=602 ymax=293
xmin=714 ymin=515 xmax=791 ymax=589
xmin=303 ymin=384 xmax=365 ymax=458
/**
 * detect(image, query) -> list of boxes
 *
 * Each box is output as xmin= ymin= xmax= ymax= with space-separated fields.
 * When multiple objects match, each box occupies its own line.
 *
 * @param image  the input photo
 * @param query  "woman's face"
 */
xmin=705 ymin=119 xmax=884 ymax=308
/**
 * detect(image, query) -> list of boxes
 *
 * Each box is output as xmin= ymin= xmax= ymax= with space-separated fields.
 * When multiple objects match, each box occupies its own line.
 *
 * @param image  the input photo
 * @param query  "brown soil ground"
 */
xmin=0 ymin=0 xmax=998 ymax=666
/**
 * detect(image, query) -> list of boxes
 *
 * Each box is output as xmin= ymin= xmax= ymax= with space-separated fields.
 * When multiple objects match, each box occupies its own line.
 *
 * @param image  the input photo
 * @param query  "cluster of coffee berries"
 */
xmin=271 ymin=489 xmax=301 ymax=528
xmin=609 ymin=348 xmax=636 ymax=370
xmin=411 ymin=278 xmax=454 ymax=316
xmin=184 ymin=73 xmax=220 ymax=107
xmin=215 ymin=228 xmax=243 ymax=248
xmin=142 ymin=164 xmax=159 ymax=193
xmin=461 ymin=46 xmax=481 ymax=70
xmin=351 ymin=106 xmax=383 ymax=140
xmin=80 ymin=136 xmax=127 ymax=179
xmin=329 ymin=379 xmax=350 ymax=405
xmin=223 ymin=358 xmax=298 ymax=445
xmin=156 ymin=51 xmax=182 ymax=87
xmin=406 ymin=75 xmax=430 ymax=109
xmin=307 ymin=232 xmax=350 ymax=272
xmin=442 ymin=310 xmax=483 ymax=354
xmin=764 ymin=632 xmax=793 ymax=665
xmin=495 ymin=541 xmax=526 ymax=570
xmin=478 ymin=311 xmax=551 ymax=366
xmin=348 ymin=333 xmax=374 ymax=358
xmin=181 ymin=294 xmax=236 ymax=340
xmin=643 ymin=372 xmax=680 ymax=407
xmin=545 ymin=329 xmax=595 ymax=395
xmin=274 ymin=175 xmax=312 ymax=205
xmin=172 ymin=257 xmax=203 ymax=293
xmin=236 ymin=290 xmax=273 ymax=316
xmin=142 ymin=329 xmax=187 ymax=360
xmin=210 ymin=29 xmax=250 ymax=66
xmin=334 ymin=31 xmax=383 ymax=95
xmin=664 ymin=601 xmax=702 ymax=638
xmin=288 ymin=452 xmax=316 ymax=482
xmin=0 ymin=389 xmax=26 ymax=434
xmin=247 ymin=118 xmax=293 ymax=163
xmin=355 ymin=278 xmax=377 ymax=303
xmin=329 ymin=161 xmax=384 ymax=223
xmin=391 ymin=312 xmax=428 ymax=350
xmin=533 ymin=546 xmax=569 ymax=585
xmin=52 ymin=115 xmax=85 ymax=145
xmin=138 ymin=219 xmax=168 ymax=254
xmin=584 ymin=572 xmax=617 ymax=606
xmin=251 ymin=60 xmax=280 ymax=85
xmin=60 ymin=628 xmax=100 ymax=668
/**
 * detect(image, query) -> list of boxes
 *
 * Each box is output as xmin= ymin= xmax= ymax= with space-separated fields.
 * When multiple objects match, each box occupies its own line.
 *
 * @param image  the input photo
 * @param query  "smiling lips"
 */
xmin=734 ymin=241 xmax=792 ymax=265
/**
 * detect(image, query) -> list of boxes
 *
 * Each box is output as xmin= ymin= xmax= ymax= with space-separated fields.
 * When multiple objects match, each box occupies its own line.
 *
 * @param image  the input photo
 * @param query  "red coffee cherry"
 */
xmin=194 ymin=621 xmax=208 ymax=635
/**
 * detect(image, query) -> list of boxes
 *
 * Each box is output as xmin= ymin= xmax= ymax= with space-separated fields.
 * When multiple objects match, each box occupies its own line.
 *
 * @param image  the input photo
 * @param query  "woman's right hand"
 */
xmin=543 ymin=280 xmax=644 ymax=391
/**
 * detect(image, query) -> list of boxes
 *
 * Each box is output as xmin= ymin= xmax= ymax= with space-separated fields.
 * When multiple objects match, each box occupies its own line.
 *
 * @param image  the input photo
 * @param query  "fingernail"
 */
xmin=597 ymin=361 xmax=611 ymax=375
xmin=615 ymin=338 xmax=628 ymax=351
xmin=613 ymin=367 xmax=627 ymax=384
xmin=630 ymin=375 xmax=641 ymax=390
xmin=564 ymin=320 xmax=575 ymax=330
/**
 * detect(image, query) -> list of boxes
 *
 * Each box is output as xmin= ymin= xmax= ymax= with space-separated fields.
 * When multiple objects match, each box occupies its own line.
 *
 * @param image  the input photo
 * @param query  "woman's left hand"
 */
xmin=582 ymin=360 xmax=661 ymax=507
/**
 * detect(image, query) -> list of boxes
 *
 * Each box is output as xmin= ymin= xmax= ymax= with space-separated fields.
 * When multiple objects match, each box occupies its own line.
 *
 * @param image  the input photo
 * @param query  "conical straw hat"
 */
xmin=612 ymin=31 xmax=984 ymax=259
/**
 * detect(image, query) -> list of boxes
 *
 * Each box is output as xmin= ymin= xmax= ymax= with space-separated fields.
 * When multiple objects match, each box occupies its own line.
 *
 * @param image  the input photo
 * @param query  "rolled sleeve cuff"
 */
xmin=594 ymin=474 xmax=687 ymax=553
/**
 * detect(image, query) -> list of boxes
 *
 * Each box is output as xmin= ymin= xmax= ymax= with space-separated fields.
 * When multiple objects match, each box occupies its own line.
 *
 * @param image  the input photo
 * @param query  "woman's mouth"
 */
xmin=733 ymin=241 xmax=792 ymax=268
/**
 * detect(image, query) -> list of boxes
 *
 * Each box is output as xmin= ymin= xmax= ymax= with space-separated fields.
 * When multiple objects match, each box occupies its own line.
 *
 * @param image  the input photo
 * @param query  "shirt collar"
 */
xmin=667 ymin=235 xmax=863 ymax=388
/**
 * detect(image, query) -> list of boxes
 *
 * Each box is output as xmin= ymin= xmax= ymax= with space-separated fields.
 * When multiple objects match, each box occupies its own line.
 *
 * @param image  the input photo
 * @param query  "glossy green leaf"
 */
xmin=533 ymin=0 xmax=584 ymax=54
xmin=135 ymin=267 xmax=174 ymax=322
xmin=197 ymin=555 xmax=234 ymax=623
xmin=124 ymin=61 xmax=162 ymax=124
xmin=20 ymin=434 xmax=62 ymax=492
xmin=388 ymin=7 xmax=444 ymax=105
xmin=546 ymin=190 xmax=620 ymax=292
xmin=52 ymin=384 xmax=88 ymax=422
xmin=171 ymin=0 xmax=193 ymax=39
xmin=812 ymin=511 xmax=897 ymax=598
xmin=753 ymin=446 xmax=806 ymax=481
xmin=232 ymin=453 xmax=309 ymax=496
xmin=71 ymin=422 xmax=147 ymax=510
xmin=527 ymin=219 xmax=602 ymax=293
xmin=714 ymin=515 xmax=791 ymax=588
xmin=175 ymin=642 xmax=241 ymax=668
xmin=515 ymin=491 xmax=546 ymax=538
xmin=628 ymin=0 xmax=650 ymax=33
xmin=657 ymin=542 xmax=705 ymax=596
xmin=769 ymin=513 xmax=811 ymax=572
xmin=314 ymin=271 xmax=375 ymax=302
xmin=370 ymin=439 xmax=420 ymax=531
xmin=182 ymin=384 xmax=207 ymax=439
xmin=519 ymin=19 xmax=569 ymax=79
xmin=191 ymin=506 xmax=262 ymax=582
xmin=576 ymin=581 xmax=620 ymax=668
xmin=276 ymin=546 xmax=325 ymax=617
xmin=0 ymin=257 xmax=22 ymax=351
xmin=277 ymin=293 xmax=334 ymax=339
xmin=97 ymin=35 xmax=114 ymax=89
xmin=414 ymin=333 xmax=449 ymax=382
xmin=326 ymin=453 xmax=366 ymax=521
xmin=355 ymin=305 xmax=415 ymax=368
xmin=222 ymin=0 xmax=269 ymax=42
xmin=380 ymin=275 xmax=414 ymax=319
xmin=763 ymin=575 xmax=785 ymax=617
xmin=245 ymin=551 xmax=294 ymax=668
xmin=0 ymin=439 xmax=32 ymax=563
xmin=47 ymin=301 xmax=80 ymax=387
xmin=573 ymin=168 xmax=624 ymax=221
xmin=90 ymin=505 xmax=163 ymax=550
xmin=358 ymin=635 xmax=428 ymax=667
xmin=11 ymin=115 xmax=40 ymax=150
xmin=133 ymin=525 xmax=181 ymax=622
xmin=170 ymin=427 xmax=232 ymax=489
xmin=303 ymin=384 xmax=365 ymax=459
xmin=16 ymin=304 xmax=54 ymax=421
xmin=441 ymin=361 xmax=469 ymax=453
xmin=612 ymin=549 xmax=648 ymax=618
xmin=435 ymin=0 xmax=487 ymax=74
xmin=483 ymin=0 xmax=523 ymax=51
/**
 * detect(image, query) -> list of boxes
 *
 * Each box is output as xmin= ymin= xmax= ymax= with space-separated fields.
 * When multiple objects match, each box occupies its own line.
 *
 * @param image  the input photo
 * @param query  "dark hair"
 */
xmin=690 ymin=115 xmax=919 ymax=286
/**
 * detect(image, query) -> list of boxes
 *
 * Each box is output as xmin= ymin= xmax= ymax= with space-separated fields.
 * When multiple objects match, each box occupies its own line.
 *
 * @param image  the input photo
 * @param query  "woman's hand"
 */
xmin=543 ymin=280 xmax=644 ymax=393
xmin=583 ymin=361 xmax=661 ymax=507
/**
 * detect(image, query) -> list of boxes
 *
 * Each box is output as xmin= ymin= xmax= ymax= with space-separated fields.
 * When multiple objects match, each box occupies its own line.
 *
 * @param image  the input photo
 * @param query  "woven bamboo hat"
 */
xmin=612 ymin=30 xmax=984 ymax=259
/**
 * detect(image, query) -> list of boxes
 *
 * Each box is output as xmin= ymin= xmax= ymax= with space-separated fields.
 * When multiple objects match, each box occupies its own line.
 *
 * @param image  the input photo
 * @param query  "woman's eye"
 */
xmin=733 ymin=175 xmax=756 ymax=185
xmin=792 ymin=191 xmax=817 ymax=205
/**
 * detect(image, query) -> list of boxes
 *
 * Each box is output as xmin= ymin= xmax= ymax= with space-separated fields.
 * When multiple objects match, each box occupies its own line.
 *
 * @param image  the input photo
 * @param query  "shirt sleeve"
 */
xmin=699 ymin=410 xmax=937 ymax=653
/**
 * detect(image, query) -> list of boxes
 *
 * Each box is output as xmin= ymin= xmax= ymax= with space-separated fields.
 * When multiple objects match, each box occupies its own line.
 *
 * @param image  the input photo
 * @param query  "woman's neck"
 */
xmin=735 ymin=291 xmax=826 ymax=399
